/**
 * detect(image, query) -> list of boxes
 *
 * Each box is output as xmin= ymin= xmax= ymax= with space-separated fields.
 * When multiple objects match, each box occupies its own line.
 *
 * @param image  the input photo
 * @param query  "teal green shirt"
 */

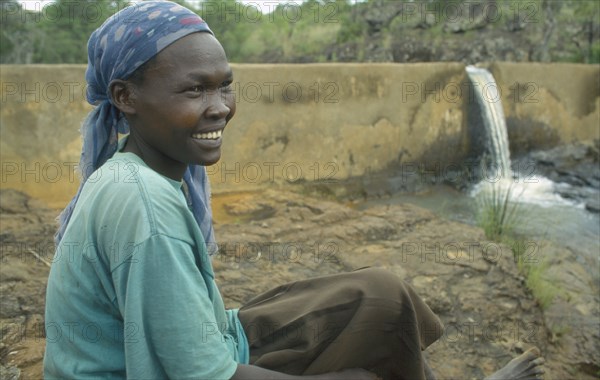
xmin=44 ymin=149 xmax=248 ymax=379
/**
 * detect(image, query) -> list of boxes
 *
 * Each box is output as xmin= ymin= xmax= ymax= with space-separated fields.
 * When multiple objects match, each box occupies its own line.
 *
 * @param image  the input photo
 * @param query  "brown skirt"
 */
xmin=238 ymin=267 xmax=444 ymax=380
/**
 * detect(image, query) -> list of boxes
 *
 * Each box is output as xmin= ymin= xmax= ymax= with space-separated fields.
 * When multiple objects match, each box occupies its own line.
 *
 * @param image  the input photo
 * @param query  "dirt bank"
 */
xmin=0 ymin=189 xmax=596 ymax=379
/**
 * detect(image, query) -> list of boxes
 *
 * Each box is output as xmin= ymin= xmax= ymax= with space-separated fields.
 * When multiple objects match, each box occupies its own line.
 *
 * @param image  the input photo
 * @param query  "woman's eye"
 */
xmin=220 ymin=81 xmax=234 ymax=93
xmin=190 ymin=85 xmax=204 ymax=93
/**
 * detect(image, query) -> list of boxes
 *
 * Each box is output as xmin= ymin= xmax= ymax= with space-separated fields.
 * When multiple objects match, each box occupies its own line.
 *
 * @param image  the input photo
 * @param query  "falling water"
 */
xmin=466 ymin=65 xmax=512 ymax=179
xmin=465 ymin=65 xmax=579 ymax=208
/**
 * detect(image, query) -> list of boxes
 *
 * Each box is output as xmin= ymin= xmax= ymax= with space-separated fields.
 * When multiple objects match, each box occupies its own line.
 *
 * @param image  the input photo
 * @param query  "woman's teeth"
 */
xmin=192 ymin=130 xmax=222 ymax=140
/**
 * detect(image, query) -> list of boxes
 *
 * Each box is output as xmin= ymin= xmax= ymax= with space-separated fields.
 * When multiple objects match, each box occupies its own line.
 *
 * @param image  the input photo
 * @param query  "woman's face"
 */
xmin=127 ymin=32 xmax=235 ymax=178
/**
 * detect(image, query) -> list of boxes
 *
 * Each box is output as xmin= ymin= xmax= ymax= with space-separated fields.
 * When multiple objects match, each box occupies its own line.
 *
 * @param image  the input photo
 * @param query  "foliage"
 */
xmin=1 ymin=0 xmax=130 ymax=63
xmin=0 ymin=0 xmax=598 ymax=64
xmin=336 ymin=0 xmax=364 ymax=44
xmin=1 ymin=0 xmax=40 ymax=63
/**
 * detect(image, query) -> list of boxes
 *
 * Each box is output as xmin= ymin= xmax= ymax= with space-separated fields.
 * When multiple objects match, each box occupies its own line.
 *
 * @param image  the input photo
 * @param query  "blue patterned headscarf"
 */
xmin=56 ymin=0 xmax=219 ymax=255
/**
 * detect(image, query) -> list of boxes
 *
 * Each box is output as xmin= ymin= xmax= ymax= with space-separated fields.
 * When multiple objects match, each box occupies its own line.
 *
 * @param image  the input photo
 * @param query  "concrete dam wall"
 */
xmin=1 ymin=63 xmax=598 ymax=207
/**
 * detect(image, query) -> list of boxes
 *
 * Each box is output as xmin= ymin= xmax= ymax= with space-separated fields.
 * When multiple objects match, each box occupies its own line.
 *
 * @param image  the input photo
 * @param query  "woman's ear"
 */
xmin=109 ymin=79 xmax=137 ymax=115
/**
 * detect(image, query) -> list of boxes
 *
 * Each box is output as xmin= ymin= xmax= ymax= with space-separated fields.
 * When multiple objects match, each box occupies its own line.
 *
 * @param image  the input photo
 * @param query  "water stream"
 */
xmin=357 ymin=185 xmax=599 ymax=277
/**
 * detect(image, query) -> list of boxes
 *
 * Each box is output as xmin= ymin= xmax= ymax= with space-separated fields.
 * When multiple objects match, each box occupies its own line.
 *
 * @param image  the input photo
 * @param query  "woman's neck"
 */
xmin=122 ymin=133 xmax=187 ymax=181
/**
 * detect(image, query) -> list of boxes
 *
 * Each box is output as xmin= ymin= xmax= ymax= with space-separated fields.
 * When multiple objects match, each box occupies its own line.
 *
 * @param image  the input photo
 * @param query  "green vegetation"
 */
xmin=475 ymin=182 xmax=522 ymax=241
xmin=510 ymin=238 xmax=560 ymax=311
xmin=1 ymin=0 xmax=598 ymax=64
xmin=1 ymin=0 xmax=132 ymax=63
xmin=475 ymin=182 xmax=560 ymax=310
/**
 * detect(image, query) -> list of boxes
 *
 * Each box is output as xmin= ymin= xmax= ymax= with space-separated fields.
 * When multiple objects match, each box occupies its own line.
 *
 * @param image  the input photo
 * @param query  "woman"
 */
xmin=44 ymin=2 xmax=545 ymax=379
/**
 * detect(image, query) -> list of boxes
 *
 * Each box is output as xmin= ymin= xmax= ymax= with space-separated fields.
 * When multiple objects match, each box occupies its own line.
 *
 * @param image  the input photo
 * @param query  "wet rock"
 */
xmin=514 ymin=141 xmax=600 ymax=212
xmin=585 ymin=199 xmax=600 ymax=213
xmin=527 ymin=142 xmax=599 ymax=186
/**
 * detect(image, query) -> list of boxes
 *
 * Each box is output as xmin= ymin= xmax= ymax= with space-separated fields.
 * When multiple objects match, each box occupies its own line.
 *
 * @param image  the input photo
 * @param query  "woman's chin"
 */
xmin=196 ymin=152 xmax=221 ymax=167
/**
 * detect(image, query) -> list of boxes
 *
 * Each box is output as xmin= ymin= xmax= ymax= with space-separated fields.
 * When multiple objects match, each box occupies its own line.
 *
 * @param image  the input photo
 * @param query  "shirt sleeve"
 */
xmin=111 ymin=233 xmax=238 ymax=380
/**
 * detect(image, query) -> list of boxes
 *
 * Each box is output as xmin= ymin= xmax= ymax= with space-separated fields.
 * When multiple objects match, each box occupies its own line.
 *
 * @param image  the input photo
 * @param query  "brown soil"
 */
xmin=0 ymin=188 xmax=597 ymax=379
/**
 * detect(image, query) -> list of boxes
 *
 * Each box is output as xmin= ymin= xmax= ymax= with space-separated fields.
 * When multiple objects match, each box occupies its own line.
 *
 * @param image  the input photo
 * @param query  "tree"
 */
xmin=33 ymin=0 xmax=129 ymax=63
xmin=1 ymin=0 xmax=41 ymax=63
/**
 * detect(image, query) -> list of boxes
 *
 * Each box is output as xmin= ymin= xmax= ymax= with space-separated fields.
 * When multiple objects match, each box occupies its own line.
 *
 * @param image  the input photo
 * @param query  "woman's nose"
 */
xmin=205 ymin=90 xmax=232 ymax=119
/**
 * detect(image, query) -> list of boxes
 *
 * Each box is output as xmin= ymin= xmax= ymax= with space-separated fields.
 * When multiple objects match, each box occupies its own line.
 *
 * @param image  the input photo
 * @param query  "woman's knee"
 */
xmin=349 ymin=267 xmax=406 ymax=298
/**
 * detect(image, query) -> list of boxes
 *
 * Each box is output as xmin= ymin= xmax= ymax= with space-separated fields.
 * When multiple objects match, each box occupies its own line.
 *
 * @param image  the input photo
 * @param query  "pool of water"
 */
xmin=356 ymin=181 xmax=600 ymax=279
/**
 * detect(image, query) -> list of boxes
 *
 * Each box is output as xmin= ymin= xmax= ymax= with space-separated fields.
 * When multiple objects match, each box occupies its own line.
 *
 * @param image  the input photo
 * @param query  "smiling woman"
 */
xmin=43 ymin=1 xmax=545 ymax=380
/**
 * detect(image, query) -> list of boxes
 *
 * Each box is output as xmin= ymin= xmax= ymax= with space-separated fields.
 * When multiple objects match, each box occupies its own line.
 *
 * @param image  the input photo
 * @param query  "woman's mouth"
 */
xmin=192 ymin=130 xmax=222 ymax=140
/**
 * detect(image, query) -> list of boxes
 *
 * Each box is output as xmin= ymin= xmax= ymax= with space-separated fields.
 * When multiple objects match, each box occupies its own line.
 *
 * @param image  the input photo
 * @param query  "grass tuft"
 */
xmin=475 ymin=182 xmax=560 ymax=311
xmin=522 ymin=258 xmax=559 ymax=310
xmin=475 ymin=181 xmax=522 ymax=241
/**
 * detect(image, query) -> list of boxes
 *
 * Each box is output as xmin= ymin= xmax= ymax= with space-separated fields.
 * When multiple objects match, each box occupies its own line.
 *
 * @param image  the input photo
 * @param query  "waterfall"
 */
xmin=466 ymin=65 xmax=512 ymax=179
xmin=466 ymin=65 xmax=580 ymax=208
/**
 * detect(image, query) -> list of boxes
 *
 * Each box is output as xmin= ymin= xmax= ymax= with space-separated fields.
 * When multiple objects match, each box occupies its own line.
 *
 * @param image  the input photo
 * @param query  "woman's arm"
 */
xmin=231 ymin=364 xmax=378 ymax=380
xmin=113 ymin=234 xmax=241 ymax=379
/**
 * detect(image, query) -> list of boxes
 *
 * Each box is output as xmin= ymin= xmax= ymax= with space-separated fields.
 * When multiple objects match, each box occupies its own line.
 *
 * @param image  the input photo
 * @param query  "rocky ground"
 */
xmin=0 ymin=188 xmax=598 ymax=379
